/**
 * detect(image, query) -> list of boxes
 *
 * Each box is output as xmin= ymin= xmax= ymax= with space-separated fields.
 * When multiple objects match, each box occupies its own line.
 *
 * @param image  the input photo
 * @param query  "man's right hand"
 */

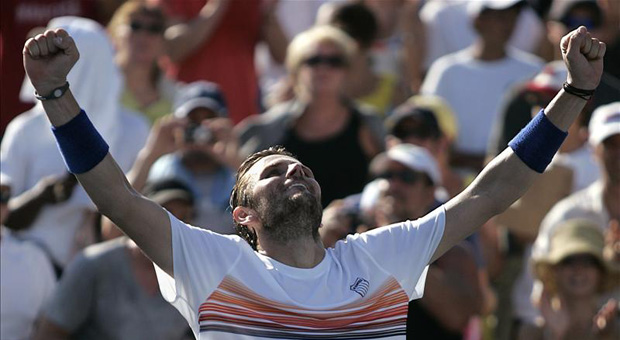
xmin=23 ymin=28 xmax=79 ymax=96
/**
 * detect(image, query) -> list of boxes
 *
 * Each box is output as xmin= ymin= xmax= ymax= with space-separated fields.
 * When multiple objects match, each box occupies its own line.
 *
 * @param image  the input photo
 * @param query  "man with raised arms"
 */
xmin=21 ymin=25 xmax=605 ymax=339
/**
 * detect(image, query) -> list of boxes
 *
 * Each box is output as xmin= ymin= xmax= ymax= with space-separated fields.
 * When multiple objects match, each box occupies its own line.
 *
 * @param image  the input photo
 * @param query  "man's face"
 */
xmin=475 ymin=7 xmax=520 ymax=46
xmin=597 ymin=134 xmax=620 ymax=184
xmin=244 ymin=155 xmax=323 ymax=241
xmin=297 ymin=42 xmax=348 ymax=98
xmin=376 ymin=161 xmax=435 ymax=221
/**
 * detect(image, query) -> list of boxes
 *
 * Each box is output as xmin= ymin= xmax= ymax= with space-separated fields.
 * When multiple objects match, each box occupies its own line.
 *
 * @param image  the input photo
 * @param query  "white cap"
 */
xmin=588 ymin=102 xmax=620 ymax=146
xmin=386 ymin=144 xmax=442 ymax=185
xmin=468 ymin=0 xmax=524 ymax=17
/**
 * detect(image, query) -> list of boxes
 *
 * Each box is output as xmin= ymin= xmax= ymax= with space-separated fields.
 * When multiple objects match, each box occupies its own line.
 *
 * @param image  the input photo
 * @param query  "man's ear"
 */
xmin=233 ymin=206 xmax=259 ymax=226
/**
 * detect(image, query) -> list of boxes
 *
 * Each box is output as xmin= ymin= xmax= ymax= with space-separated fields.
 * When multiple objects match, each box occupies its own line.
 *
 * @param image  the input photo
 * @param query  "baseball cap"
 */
xmin=143 ymin=179 xmax=195 ymax=206
xmin=174 ymin=81 xmax=228 ymax=118
xmin=468 ymin=0 xmax=525 ymax=17
xmin=588 ymin=102 xmax=620 ymax=146
xmin=406 ymin=95 xmax=458 ymax=142
xmin=386 ymin=144 xmax=442 ymax=185
xmin=386 ymin=104 xmax=442 ymax=141
xmin=549 ymin=0 xmax=602 ymax=30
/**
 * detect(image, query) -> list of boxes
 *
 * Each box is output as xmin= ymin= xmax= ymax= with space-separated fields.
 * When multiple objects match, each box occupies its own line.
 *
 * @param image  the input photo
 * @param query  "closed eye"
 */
xmin=261 ymin=166 xmax=284 ymax=179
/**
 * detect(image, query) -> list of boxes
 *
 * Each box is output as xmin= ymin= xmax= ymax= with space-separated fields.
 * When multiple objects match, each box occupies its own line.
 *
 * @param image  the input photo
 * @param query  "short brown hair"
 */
xmin=230 ymin=146 xmax=294 ymax=250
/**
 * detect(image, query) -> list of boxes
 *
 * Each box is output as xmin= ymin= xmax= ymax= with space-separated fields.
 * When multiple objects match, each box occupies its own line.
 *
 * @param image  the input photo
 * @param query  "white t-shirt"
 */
xmin=552 ymin=145 xmax=600 ymax=193
xmin=0 ymin=109 xmax=149 ymax=266
xmin=420 ymin=0 xmax=544 ymax=69
xmin=421 ymin=48 xmax=542 ymax=154
xmin=155 ymin=206 xmax=446 ymax=339
xmin=1 ymin=228 xmax=56 ymax=340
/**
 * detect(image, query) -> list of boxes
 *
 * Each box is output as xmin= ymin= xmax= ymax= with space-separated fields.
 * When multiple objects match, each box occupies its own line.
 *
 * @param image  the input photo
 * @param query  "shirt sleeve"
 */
xmin=348 ymin=206 xmax=445 ymax=300
xmin=153 ymin=211 xmax=248 ymax=335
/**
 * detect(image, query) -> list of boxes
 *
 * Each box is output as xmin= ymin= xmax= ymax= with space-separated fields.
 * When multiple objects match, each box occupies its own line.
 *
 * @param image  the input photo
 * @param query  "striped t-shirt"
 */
xmin=155 ymin=206 xmax=445 ymax=339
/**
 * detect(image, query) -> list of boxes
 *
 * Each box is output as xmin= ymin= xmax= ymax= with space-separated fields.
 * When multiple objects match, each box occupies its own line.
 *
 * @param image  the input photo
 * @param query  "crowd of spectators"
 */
xmin=0 ymin=0 xmax=618 ymax=339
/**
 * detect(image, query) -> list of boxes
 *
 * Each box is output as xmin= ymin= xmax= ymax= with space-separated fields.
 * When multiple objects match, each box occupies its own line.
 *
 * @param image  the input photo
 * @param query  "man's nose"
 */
xmin=286 ymin=163 xmax=304 ymax=178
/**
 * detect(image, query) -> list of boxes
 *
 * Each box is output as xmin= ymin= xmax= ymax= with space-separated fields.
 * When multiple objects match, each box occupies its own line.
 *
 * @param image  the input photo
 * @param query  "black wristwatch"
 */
xmin=34 ymin=82 xmax=70 ymax=101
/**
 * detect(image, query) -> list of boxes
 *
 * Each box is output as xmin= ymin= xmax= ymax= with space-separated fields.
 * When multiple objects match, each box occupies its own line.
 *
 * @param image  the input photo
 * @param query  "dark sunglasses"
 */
xmin=559 ymin=254 xmax=600 ymax=268
xmin=129 ymin=21 xmax=164 ymax=34
xmin=304 ymin=55 xmax=347 ymax=68
xmin=0 ymin=189 xmax=10 ymax=204
xmin=377 ymin=170 xmax=419 ymax=184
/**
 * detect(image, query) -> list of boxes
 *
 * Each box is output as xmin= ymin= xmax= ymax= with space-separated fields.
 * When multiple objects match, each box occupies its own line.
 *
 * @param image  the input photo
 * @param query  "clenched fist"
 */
xmin=561 ymin=26 xmax=606 ymax=90
xmin=23 ymin=28 xmax=80 ymax=97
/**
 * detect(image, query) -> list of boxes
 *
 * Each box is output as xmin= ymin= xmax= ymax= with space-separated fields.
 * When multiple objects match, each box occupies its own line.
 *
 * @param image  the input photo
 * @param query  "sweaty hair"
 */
xmin=230 ymin=146 xmax=295 ymax=250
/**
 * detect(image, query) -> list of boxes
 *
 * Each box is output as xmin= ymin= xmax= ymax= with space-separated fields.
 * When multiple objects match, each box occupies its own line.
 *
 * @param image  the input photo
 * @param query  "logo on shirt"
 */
xmin=350 ymin=277 xmax=370 ymax=297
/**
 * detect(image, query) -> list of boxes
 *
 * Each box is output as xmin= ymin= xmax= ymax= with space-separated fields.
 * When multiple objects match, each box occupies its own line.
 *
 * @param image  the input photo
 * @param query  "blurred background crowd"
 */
xmin=0 ymin=0 xmax=619 ymax=339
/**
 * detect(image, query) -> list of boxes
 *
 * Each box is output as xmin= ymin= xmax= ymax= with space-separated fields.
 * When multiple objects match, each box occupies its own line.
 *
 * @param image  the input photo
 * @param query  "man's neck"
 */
xmin=259 ymin=235 xmax=326 ymax=268
xmin=472 ymin=40 xmax=507 ymax=61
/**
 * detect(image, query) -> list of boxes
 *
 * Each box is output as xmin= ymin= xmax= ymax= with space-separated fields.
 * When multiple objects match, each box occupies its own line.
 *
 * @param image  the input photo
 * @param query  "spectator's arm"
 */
xmin=23 ymin=29 xmax=175 ymax=276
xmin=432 ymin=27 xmax=605 ymax=263
xmin=32 ymin=318 xmax=71 ymax=340
xmin=127 ymin=115 xmax=185 ymax=192
xmin=419 ymin=244 xmax=482 ymax=331
xmin=401 ymin=0 xmax=426 ymax=93
xmin=5 ymin=174 xmax=77 ymax=231
xmin=164 ymin=0 xmax=231 ymax=63
xmin=260 ymin=3 xmax=288 ymax=65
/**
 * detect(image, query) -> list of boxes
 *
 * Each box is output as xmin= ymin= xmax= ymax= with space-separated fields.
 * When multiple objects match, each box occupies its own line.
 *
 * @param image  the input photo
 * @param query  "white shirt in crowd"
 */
xmin=1 ymin=228 xmax=56 ymax=340
xmin=420 ymin=0 xmax=544 ymax=69
xmin=422 ymin=47 xmax=543 ymax=155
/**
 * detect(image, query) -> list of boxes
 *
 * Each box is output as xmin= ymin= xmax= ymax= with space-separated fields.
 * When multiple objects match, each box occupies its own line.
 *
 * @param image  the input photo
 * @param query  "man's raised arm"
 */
xmin=432 ymin=27 xmax=606 ymax=263
xmin=23 ymin=29 xmax=174 ymax=275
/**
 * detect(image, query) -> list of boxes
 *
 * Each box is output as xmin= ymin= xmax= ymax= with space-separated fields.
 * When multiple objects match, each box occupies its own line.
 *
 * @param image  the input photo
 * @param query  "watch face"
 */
xmin=54 ymin=89 xmax=63 ymax=98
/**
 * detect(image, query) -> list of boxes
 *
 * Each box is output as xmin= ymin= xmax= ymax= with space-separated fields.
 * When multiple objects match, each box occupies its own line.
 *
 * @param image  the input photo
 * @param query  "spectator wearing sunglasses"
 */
xmin=0 ymin=173 xmax=56 ymax=340
xmin=359 ymin=145 xmax=483 ymax=339
xmin=237 ymin=25 xmax=385 ymax=207
xmin=108 ymin=1 xmax=178 ymax=124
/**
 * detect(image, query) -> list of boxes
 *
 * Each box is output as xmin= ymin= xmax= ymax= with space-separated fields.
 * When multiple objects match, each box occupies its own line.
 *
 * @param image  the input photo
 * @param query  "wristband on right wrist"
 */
xmin=562 ymin=82 xmax=595 ymax=101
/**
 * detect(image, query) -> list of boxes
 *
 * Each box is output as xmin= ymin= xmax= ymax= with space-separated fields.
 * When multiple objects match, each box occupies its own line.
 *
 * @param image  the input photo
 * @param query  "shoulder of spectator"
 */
xmin=3 ymin=107 xmax=47 ymax=137
xmin=352 ymin=102 xmax=386 ymax=142
xmin=506 ymin=47 xmax=546 ymax=68
xmin=236 ymin=100 xmax=299 ymax=142
xmin=78 ymin=237 xmax=128 ymax=265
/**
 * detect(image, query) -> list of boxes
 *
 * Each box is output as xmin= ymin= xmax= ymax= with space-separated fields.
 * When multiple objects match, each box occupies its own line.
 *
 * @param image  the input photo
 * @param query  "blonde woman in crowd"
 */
xmin=237 ymin=25 xmax=385 ymax=207
xmin=108 ymin=1 xmax=177 ymax=124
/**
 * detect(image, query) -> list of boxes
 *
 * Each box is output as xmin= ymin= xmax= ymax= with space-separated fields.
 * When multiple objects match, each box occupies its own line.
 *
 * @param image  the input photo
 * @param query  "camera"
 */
xmin=184 ymin=123 xmax=212 ymax=144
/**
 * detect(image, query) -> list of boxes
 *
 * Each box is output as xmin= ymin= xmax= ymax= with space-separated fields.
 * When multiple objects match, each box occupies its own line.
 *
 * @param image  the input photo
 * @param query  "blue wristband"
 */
xmin=508 ymin=109 xmax=567 ymax=173
xmin=51 ymin=110 xmax=109 ymax=174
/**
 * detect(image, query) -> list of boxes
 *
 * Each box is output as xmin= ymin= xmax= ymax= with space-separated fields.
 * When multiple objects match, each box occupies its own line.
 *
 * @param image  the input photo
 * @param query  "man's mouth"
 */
xmin=289 ymin=183 xmax=308 ymax=191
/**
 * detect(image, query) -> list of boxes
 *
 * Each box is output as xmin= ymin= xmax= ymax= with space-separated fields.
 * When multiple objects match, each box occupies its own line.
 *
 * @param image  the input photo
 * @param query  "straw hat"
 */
xmin=534 ymin=219 xmax=616 ymax=294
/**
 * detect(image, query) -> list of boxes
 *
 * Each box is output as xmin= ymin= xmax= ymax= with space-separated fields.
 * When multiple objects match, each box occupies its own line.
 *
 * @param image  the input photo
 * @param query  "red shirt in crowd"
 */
xmin=160 ymin=0 xmax=262 ymax=124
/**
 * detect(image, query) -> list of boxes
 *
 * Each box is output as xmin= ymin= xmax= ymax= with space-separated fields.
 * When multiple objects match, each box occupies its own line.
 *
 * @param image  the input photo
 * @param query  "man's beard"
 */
xmin=253 ymin=188 xmax=323 ymax=244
